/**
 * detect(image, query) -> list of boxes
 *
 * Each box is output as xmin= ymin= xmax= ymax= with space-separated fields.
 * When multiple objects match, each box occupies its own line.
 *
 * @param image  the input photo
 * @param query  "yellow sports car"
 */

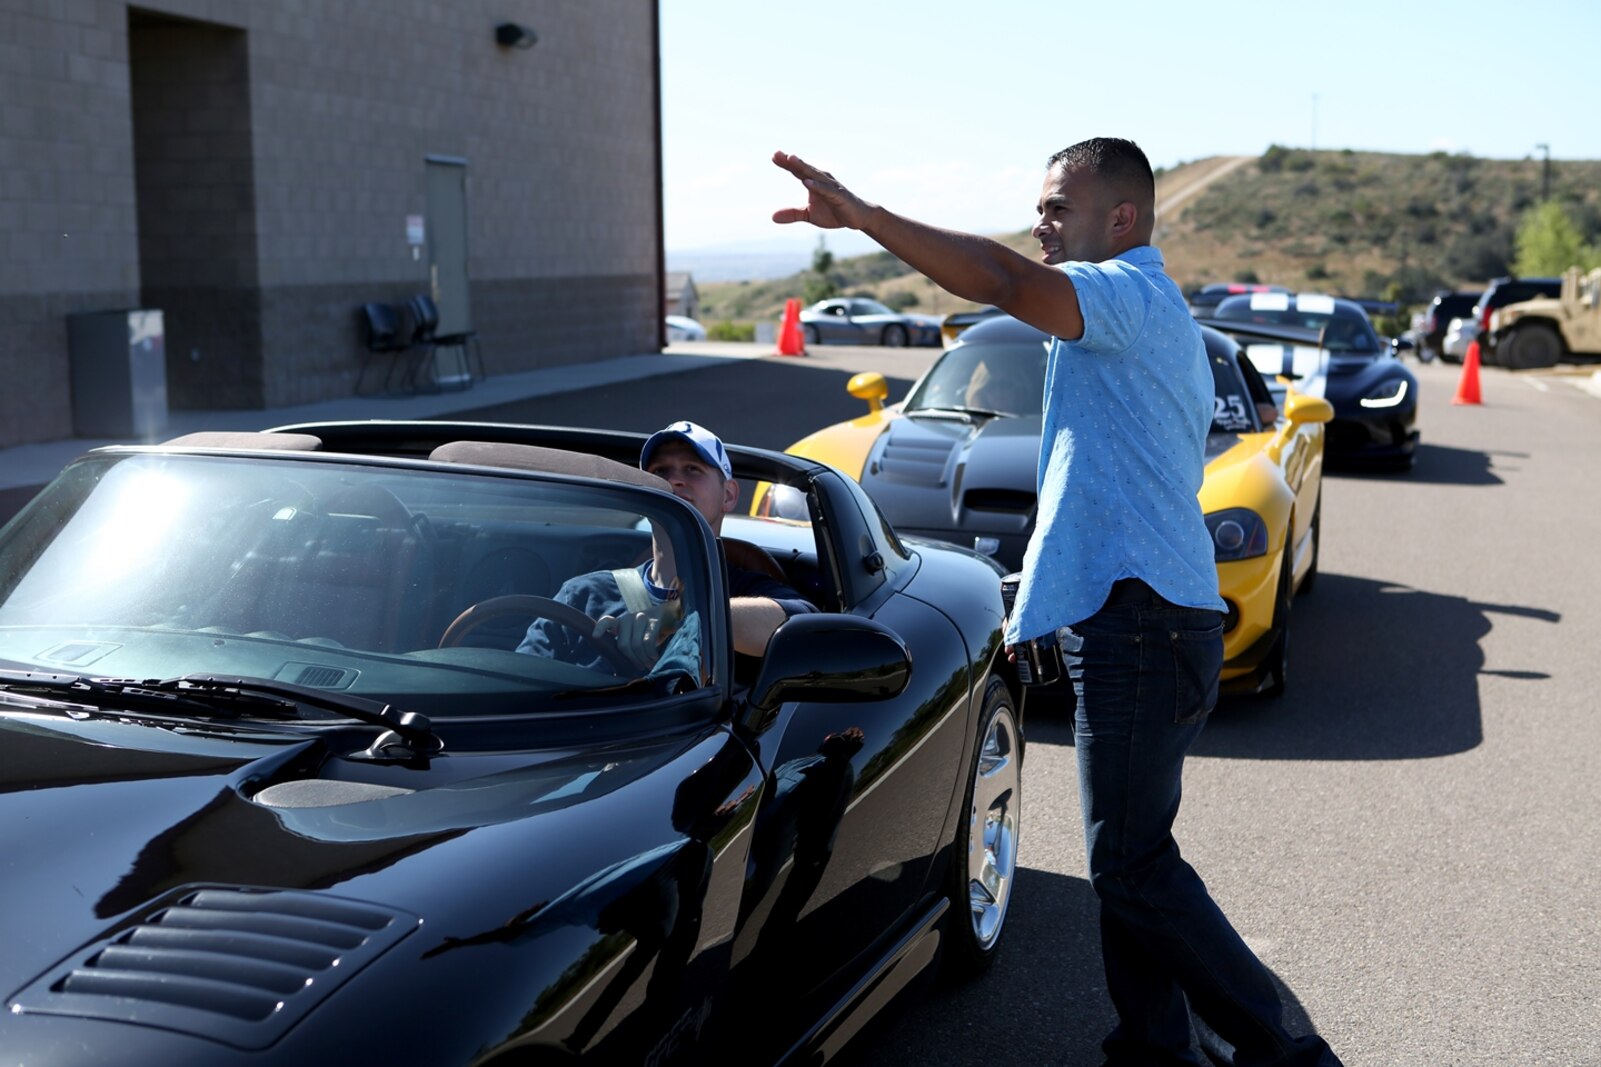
xmin=753 ymin=314 xmax=1333 ymax=698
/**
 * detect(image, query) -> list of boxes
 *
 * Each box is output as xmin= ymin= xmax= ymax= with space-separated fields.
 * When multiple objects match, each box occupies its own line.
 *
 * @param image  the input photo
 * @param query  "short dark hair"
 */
xmin=1046 ymin=137 xmax=1154 ymax=202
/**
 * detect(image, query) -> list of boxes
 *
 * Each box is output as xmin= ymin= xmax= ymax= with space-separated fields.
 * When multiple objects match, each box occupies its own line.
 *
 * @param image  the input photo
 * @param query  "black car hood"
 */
xmin=0 ymin=706 xmax=755 ymax=1054
xmin=861 ymin=413 xmax=1042 ymax=536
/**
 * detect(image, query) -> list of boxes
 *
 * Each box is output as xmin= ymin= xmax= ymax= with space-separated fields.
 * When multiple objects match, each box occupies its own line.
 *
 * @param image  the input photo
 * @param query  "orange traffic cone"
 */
xmin=1451 ymin=339 xmax=1482 ymax=406
xmin=775 ymin=298 xmax=806 ymax=357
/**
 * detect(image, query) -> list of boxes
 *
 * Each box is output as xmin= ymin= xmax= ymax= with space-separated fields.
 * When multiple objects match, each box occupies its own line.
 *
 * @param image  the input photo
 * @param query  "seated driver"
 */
xmin=964 ymin=355 xmax=1036 ymax=413
xmin=516 ymin=420 xmax=817 ymax=673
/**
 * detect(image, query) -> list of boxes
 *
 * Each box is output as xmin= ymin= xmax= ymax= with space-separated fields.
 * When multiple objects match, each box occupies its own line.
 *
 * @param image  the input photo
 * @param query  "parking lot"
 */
xmin=1 ymin=344 xmax=1596 ymax=1065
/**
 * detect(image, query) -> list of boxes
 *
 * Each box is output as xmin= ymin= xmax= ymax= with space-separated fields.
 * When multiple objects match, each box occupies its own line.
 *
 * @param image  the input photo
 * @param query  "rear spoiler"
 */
xmin=941 ymin=306 xmax=1004 ymax=328
xmin=1194 ymin=317 xmax=1324 ymax=347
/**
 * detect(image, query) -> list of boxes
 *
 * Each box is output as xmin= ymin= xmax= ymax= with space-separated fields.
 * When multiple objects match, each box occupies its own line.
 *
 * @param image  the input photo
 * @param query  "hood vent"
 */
xmin=873 ymin=433 xmax=953 ymax=487
xmin=9 ymin=887 xmax=418 ymax=1050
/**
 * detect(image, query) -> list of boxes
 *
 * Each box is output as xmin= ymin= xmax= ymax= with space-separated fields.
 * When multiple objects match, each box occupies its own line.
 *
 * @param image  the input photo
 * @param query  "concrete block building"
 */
xmin=0 ymin=0 xmax=663 ymax=448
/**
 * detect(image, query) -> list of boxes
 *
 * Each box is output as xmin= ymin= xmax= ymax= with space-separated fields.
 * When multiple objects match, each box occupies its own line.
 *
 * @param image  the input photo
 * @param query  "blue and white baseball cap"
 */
xmin=640 ymin=420 xmax=733 ymax=480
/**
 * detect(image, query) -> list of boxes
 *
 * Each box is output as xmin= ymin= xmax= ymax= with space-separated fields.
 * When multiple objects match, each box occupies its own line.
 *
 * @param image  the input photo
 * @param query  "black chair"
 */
xmin=407 ymin=293 xmax=484 ymax=391
xmin=357 ymin=302 xmax=430 ymax=395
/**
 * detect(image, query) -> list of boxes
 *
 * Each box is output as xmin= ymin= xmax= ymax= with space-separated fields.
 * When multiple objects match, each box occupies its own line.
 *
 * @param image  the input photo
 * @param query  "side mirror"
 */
xmin=745 ymin=614 xmax=911 ymax=716
xmin=847 ymin=371 xmax=889 ymax=412
xmin=1284 ymin=392 xmax=1334 ymax=426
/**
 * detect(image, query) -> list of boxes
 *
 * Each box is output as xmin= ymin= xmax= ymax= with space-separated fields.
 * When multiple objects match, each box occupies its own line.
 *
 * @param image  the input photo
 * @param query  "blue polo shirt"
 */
xmin=1004 ymin=245 xmax=1225 ymax=645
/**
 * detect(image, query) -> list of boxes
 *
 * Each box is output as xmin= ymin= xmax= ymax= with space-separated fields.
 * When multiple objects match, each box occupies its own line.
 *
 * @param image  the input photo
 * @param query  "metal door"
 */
xmin=425 ymin=158 xmax=471 ymax=336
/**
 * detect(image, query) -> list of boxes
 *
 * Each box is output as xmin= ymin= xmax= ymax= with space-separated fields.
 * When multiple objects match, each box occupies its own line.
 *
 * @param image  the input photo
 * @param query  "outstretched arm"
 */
xmin=771 ymin=150 xmax=1085 ymax=341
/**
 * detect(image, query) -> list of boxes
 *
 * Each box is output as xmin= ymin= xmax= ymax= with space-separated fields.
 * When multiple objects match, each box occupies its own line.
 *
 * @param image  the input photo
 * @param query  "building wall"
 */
xmin=0 ymin=0 xmax=661 ymax=447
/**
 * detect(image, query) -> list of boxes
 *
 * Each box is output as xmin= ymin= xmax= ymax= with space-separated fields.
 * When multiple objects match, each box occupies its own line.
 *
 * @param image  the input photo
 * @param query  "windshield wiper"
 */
xmin=550 ymin=669 xmax=698 ymax=702
xmin=905 ymin=405 xmax=1009 ymax=422
xmin=0 ymin=669 xmax=442 ymax=754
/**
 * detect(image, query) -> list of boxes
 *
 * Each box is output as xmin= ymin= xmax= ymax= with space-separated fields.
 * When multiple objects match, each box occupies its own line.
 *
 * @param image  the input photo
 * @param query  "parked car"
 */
xmin=664 ymin=314 xmax=707 ymax=342
xmin=1186 ymin=282 xmax=1293 ymax=317
xmin=799 ymin=298 xmax=942 ymax=347
xmin=1471 ymin=275 xmax=1563 ymax=366
xmin=1443 ymin=316 xmax=1480 ymax=362
xmin=0 ymin=421 xmax=1021 ymax=1065
xmin=1419 ymin=290 xmax=1483 ymax=363
xmin=1208 ymin=291 xmax=1419 ymax=469
xmin=753 ymin=314 xmax=1331 ymax=698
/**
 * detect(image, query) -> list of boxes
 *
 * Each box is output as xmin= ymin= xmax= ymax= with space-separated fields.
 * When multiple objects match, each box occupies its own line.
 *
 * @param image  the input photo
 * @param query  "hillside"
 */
xmin=696 ymin=148 xmax=1601 ymax=325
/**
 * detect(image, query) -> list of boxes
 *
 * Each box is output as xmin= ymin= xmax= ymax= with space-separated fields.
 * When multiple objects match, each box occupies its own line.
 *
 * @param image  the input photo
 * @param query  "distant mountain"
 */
xmin=666 ymin=250 xmax=810 ymax=283
xmin=667 ymin=233 xmax=882 ymax=283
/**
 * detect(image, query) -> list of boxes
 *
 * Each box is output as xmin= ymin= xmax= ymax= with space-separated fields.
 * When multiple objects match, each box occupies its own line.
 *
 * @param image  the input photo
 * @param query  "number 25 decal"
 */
xmin=1213 ymin=395 xmax=1251 ymax=430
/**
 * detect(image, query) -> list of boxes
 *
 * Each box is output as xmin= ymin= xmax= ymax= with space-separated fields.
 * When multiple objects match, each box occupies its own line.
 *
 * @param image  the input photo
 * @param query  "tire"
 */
xmin=881 ymin=324 xmax=908 ymax=347
xmin=1295 ymin=496 xmax=1320 ymax=598
xmin=1504 ymin=323 xmax=1564 ymax=369
xmin=943 ymin=675 xmax=1022 ymax=977
xmin=1257 ymin=540 xmax=1293 ymax=699
xmin=802 ymin=324 xmax=820 ymax=346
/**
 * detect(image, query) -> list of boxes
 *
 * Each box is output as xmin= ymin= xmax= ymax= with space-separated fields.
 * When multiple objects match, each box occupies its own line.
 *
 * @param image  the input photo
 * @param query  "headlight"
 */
xmin=1205 ymin=508 xmax=1269 ymax=561
xmin=1359 ymin=378 xmax=1409 ymax=408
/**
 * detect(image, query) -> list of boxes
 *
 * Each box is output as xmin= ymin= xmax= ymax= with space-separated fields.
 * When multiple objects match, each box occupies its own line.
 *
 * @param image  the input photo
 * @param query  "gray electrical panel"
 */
xmin=66 ymin=309 xmax=169 ymax=438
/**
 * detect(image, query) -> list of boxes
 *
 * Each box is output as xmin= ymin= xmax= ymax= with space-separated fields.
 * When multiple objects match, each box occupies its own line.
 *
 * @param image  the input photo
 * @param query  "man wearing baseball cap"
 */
xmin=517 ymin=420 xmax=816 ymax=674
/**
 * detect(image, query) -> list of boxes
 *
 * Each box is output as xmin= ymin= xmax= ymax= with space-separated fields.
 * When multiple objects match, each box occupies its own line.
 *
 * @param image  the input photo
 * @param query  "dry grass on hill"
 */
xmin=697 ymin=149 xmax=1601 ymax=326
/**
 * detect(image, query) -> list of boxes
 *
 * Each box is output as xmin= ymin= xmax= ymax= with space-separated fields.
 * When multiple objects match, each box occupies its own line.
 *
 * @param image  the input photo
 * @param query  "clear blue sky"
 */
xmin=661 ymin=0 xmax=1600 ymax=256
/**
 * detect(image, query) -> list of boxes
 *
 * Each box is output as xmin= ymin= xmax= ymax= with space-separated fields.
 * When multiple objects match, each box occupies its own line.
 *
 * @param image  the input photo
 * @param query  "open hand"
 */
xmin=771 ymin=151 xmax=872 ymax=231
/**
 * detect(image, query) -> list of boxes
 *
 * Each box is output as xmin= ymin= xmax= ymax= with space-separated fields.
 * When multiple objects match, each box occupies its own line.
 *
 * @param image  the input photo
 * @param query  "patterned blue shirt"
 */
xmin=1004 ymin=245 xmax=1225 ymax=645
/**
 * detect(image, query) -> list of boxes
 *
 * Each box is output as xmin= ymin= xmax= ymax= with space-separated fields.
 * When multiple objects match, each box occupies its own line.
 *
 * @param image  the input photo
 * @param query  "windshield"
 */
xmin=904 ymin=340 xmax=1048 ymax=416
xmin=1215 ymin=294 xmax=1380 ymax=355
xmin=0 ymin=452 xmax=715 ymax=718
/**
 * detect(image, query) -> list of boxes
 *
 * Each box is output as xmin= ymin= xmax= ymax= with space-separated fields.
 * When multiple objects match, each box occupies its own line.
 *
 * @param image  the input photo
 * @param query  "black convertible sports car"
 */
xmin=0 ymin=422 xmax=1022 ymax=1065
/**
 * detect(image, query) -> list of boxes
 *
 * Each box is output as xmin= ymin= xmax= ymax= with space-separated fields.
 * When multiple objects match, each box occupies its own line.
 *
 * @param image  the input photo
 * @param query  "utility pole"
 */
xmin=1535 ymin=143 xmax=1551 ymax=200
xmin=1311 ymin=94 xmax=1318 ymax=152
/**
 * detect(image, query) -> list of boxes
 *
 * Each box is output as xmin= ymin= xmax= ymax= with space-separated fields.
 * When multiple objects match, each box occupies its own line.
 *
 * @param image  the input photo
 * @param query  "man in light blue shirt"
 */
xmin=773 ymin=139 xmax=1341 ymax=1067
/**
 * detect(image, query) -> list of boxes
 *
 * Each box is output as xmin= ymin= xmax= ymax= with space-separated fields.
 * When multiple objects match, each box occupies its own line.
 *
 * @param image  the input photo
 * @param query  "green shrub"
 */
xmin=707 ymin=320 xmax=755 ymax=342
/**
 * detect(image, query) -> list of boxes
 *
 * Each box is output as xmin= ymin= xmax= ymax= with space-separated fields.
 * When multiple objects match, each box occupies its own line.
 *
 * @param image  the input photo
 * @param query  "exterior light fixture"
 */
xmin=494 ymin=23 xmax=537 ymax=49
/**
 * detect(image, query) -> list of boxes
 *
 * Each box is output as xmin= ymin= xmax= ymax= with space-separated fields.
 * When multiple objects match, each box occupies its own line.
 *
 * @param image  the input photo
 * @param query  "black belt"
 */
xmin=1103 ymin=578 xmax=1165 ymax=608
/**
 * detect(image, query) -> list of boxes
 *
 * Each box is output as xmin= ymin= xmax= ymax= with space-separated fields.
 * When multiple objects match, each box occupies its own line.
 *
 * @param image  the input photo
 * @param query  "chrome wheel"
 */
xmin=966 ymin=701 xmax=1020 ymax=951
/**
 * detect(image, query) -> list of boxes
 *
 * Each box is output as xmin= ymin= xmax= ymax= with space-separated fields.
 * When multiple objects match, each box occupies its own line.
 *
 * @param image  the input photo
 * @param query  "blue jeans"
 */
xmin=1061 ymin=581 xmax=1340 ymax=1067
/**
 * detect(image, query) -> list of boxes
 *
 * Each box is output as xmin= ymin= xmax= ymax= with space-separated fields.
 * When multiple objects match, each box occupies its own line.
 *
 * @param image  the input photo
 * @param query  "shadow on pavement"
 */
xmin=835 ymin=867 xmax=1326 ymax=1067
xmin=1198 ymin=572 xmax=1559 ymax=761
xmin=458 ymin=360 xmax=919 ymax=456
xmin=1025 ymin=572 xmax=1559 ymax=762
xmin=1327 ymin=442 xmax=1511 ymax=486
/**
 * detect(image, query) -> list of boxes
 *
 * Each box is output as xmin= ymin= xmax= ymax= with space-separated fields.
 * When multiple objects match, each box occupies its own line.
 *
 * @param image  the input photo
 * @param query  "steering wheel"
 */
xmin=436 ymin=594 xmax=636 ymax=674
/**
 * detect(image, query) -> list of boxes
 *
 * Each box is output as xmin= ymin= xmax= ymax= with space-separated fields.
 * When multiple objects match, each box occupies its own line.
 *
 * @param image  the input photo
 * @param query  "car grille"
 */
xmin=9 ymin=887 xmax=419 ymax=1049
